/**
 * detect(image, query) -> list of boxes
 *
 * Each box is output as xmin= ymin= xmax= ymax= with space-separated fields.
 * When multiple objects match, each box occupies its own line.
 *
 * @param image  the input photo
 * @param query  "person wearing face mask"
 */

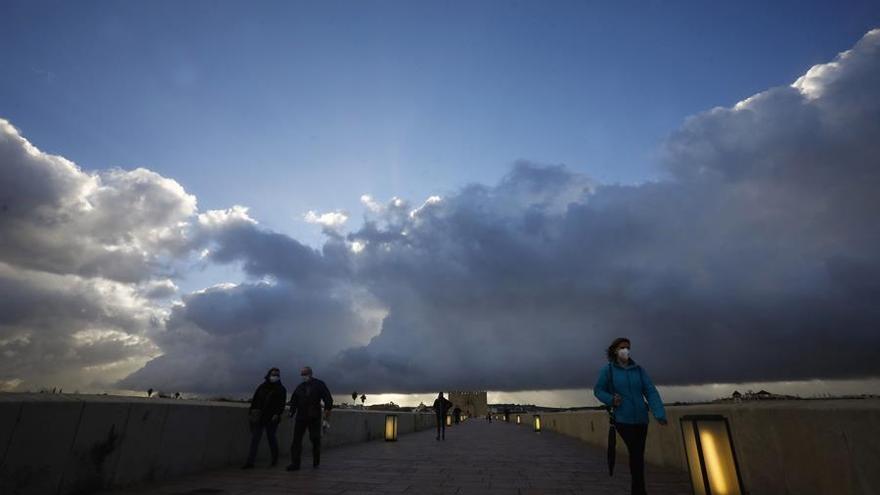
xmin=286 ymin=366 xmax=333 ymax=471
xmin=593 ymin=338 xmax=667 ymax=495
xmin=242 ymin=367 xmax=287 ymax=469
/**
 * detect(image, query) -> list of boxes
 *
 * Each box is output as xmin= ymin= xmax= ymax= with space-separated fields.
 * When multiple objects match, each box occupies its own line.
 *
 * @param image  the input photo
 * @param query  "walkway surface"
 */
xmin=100 ymin=420 xmax=691 ymax=495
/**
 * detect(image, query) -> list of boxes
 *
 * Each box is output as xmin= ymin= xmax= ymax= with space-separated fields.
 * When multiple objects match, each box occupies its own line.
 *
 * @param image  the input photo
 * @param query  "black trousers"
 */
xmin=435 ymin=414 xmax=446 ymax=439
xmin=290 ymin=418 xmax=322 ymax=467
xmin=616 ymin=423 xmax=648 ymax=495
xmin=246 ymin=420 xmax=279 ymax=464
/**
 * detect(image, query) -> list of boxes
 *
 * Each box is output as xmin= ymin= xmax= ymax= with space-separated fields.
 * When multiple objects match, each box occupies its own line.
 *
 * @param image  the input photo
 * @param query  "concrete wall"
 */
xmin=0 ymin=394 xmax=436 ymax=495
xmin=513 ymin=400 xmax=880 ymax=495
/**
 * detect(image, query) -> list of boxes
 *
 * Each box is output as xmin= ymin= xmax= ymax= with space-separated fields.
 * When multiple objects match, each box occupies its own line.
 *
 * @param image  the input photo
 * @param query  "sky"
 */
xmin=2 ymin=1 xmax=880 ymax=407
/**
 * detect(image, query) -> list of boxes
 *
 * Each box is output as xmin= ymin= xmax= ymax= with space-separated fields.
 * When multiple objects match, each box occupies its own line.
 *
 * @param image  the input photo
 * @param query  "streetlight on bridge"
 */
xmin=384 ymin=414 xmax=398 ymax=442
xmin=680 ymin=415 xmax=745 ymax=495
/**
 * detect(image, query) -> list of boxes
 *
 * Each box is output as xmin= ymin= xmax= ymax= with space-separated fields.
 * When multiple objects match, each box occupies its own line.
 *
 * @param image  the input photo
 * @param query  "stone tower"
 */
xmin=447 ymin=391 xmax=488 ymax=417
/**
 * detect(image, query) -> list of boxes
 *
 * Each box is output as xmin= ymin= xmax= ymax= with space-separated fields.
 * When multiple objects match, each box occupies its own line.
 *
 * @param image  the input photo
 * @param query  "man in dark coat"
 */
xmin=432 ymin=392 xmax=453 ymax=441
xmin=243 ymin=367 xmax=287 ymax=468
xmin=286 ymin=366 xmax=333 ymax=470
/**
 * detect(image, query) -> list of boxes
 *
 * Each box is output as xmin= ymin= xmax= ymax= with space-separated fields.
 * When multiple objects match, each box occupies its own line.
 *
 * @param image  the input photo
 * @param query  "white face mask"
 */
xmin=617 ymin=348 xmax=631 ymax=360
xmin=268 ymin=375 xmax=280 ymax=383
xmin=301 ymin=375 xmax=310 ymax=382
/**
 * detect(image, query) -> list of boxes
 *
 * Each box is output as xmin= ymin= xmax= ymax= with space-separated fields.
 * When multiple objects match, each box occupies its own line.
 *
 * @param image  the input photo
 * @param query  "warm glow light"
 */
xmin=384 ymin=415 xmax=398 ymax=442
xmin=516 ymin=415 xmax=521 ymax=424
xmin=680 ymin=415 xmax=744 ymax=495
xmin=534 ymin=415 xmax=541 ymax=432
xmin=446 ymin=415 xmax=452 ymax=426
xmin=700 ymin=431 xmax=728 ymax=494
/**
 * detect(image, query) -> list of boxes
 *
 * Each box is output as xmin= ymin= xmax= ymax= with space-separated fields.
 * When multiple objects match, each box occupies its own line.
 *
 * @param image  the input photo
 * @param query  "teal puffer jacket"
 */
xmin=593 ymin=360 xmax=666 ymax=425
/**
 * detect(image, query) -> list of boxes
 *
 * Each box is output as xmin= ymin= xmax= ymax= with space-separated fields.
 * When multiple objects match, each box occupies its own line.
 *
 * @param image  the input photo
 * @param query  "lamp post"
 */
xmin=680 ymin=415 xmax=745 ymax=495
xmin=533 ymin=414 xmax=541 ymax=432
xmin=384 ymin=414 xmax=398 ymax=442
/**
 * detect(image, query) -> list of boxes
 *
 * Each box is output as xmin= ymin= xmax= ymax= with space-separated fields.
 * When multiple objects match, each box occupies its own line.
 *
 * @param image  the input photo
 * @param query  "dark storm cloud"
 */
xmin=118 ymin=280 xmax=380 ymax=394
xmin=327 ymin=29 xmax=880 ymax=392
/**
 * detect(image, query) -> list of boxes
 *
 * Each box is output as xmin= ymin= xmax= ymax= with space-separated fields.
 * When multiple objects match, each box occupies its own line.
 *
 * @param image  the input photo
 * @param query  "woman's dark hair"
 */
xmin=606 ymin=337 xmax=630 ymax=361
xmin=264 ymin=367 xmax=281 ymax=381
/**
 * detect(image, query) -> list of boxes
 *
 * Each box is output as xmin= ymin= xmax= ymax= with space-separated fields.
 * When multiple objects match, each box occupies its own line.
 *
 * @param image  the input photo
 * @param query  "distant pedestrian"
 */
xmin=147 ymin=388 xmax=153 ymax=398
xmin=486 ymin=413 xmax=492 ymax=423
xmin=593 ymin=337 xmax=667 ymax=495
xmin=242 ymin=367 xmax=287 ymax=469
xmin=286 ymin=366 xmax=333 ymax=471
xmin=432 ymin=392 xmax=452 ymax=440
xmin=453 ymin=406 xmax=461 ymax=424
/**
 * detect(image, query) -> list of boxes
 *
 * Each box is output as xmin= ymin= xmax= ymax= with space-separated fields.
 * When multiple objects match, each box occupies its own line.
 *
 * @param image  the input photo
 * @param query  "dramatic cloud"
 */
xmin=0 ymin=119 xmax=196 ymax=283
xmin=3 ymin=29 xmax=880 ymax=397
xmin=0 ymin=119 xmax=195 ymax=391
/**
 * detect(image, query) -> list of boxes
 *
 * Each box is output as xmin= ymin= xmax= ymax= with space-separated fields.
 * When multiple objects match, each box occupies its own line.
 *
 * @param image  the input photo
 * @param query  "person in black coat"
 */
xmin=432 ymin=392 xmax=453 ymax=441
xmin=242 ymin=367 xmax=287 ymax=469
xmin=286 ymin=366 xmax=333 ymax=471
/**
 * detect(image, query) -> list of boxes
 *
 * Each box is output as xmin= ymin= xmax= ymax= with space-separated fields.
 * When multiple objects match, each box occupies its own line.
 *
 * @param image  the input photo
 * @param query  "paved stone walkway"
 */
xmin=101 ymin=420 xmax=691 ymax=494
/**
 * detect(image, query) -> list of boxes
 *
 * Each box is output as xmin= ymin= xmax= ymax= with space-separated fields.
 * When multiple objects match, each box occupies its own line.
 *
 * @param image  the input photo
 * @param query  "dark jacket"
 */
xmin=249 ymin=381 xmax=287 ymax=422
xmin=433 ymin=397 xmax=452 ymax=416
xmin=288 ymin=378 xmax=333 ymax=421
xmin=593 ymin=360 xmax=666 ymax=424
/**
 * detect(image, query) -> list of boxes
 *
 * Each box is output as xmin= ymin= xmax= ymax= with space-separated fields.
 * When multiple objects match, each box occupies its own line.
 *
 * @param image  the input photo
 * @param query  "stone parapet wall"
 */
xmin=521 ymin=400 xmax=880 ymax=495
xmin=0 ymin=394 xmax=436 ymax=495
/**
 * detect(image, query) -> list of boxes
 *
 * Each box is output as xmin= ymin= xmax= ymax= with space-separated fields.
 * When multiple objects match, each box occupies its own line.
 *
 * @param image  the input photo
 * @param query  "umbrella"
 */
xmin=607 ymin=420 xmax=616 ymax=476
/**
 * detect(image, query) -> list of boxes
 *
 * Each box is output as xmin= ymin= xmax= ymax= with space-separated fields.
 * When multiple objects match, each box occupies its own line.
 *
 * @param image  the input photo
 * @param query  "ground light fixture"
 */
xmin=446 ymin=414 xmax=452 ymax=426
xmin=680 ymin=415 xmax=745 ymax=495
xmin=533 ymin=414 xmax=541 ymax=432
xmin=516 ymin=415 xmax=521 ymax=424
xmin=384 ymin=414 xmax=398 ymax=442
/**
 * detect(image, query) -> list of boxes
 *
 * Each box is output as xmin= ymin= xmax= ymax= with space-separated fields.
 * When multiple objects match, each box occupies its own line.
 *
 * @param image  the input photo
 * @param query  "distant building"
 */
xmin=448 ymin=391 xmax=488 ymax=417
xmin=716 ymin=389 xmax=799 ymax=402
xmin=366 ymin=401 xmax=400 ymax=411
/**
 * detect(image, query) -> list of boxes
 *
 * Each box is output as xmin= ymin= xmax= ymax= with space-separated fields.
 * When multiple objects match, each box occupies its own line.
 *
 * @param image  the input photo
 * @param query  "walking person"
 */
xmin=432 ymin=392 xmax=452 ymax=440
xmin=286 ymin=366 xmax=333 ymax=471
xmin=242 ymin=367 xmax=287 ymax=469
xmin=594 ymin=337 xmax=667 ymax=495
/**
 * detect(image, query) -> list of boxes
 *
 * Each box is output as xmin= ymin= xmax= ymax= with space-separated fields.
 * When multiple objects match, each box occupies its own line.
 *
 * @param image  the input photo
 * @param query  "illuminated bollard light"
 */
xmin=680 ymin=415 xmax=745 ymax=495
xmin=384 ymin=414 xmax=398 ymax=442
xmin=516 ymin=414 xmax=521 ymax=424
xmin=446 ymin=414 xmax=452 ymax=426
xmin=533 ymin=414 xmax=541 ymax=432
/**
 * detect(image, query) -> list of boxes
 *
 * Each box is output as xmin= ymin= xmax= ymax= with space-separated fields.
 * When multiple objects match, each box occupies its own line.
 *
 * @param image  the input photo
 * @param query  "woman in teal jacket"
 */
xmin=594 ymin=337 xmax=667 ymax=495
